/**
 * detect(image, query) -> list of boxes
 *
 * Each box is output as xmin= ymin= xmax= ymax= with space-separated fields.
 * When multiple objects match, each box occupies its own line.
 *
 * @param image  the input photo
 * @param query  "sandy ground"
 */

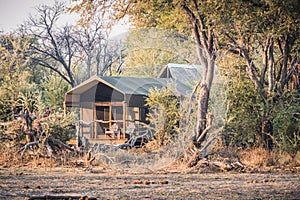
xmin=0 ymin=167 xmax=299 ymax=200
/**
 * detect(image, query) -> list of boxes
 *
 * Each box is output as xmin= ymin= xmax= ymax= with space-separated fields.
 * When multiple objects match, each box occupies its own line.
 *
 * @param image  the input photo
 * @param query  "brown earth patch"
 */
xmin=0 ymin=167 xmax=299 ymax=200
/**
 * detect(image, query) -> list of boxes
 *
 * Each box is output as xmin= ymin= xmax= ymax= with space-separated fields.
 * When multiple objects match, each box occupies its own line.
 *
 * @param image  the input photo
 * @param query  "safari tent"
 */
xmin=65 ymin=76 xmax=190 ymax=144
xmin=158 ymin=63 xmax=202 ymax=86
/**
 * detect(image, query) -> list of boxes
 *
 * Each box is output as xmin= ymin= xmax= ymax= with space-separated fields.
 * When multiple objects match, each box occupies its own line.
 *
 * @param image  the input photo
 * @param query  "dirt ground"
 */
xmin=0 ymin=166 xmax=299 ymax=200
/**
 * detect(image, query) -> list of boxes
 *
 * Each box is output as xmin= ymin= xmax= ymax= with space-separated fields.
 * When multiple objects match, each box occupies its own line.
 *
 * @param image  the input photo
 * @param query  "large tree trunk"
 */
xmin=194 ymin=84 xmax=210 ymax=148
xmin=261 ymin=111 xmax=273 ymax=150
xmin=187 ymin=84 xmax=213 ymax=168
xmin=187 ymin=60 xmax=214 ymax=168
xmin=182 ymin=1 xmax=217 ymax=168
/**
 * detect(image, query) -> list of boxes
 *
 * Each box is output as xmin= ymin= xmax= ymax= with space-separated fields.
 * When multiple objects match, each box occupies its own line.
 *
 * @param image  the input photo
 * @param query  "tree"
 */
xmin=70 ymin=0 xmax=219 ymax=167
xmin=222 ymin=54 xmax=300 ymax=155
xmin=23 ymin=2 xmax=124 ymax=87
xmin=0 ymin=34 xmax=32 ymax=120
xmin=214 ymin=0 xmax=300 ymax=149
xmin=22 ymin=2 xmax=78 ymax=87
xmin=74 ymin=16 xmax=123 ymax=79
xmin=122 ymin=28 xmax=197 ymax=77
xmin=41 ymin=73 xmax=70 ymax=108
xmin=223 ymin=62 xmax=263 ymax=148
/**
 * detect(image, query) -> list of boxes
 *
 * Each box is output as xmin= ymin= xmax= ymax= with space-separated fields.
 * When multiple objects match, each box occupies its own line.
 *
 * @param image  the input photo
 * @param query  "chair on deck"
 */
xmin=105 ymin=123 xmax=120 ymax=139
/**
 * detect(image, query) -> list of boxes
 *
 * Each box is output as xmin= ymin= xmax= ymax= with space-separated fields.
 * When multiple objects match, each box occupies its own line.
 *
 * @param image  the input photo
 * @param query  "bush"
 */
xmin=45 ymin=110 xmax=76 ymax=143
xmin=224 ymin=65 xmax=300 ymax=156
xmin=146 ymin=87 xmax=180 ymax=146
xmin=271 ymin=91 xmax=300 ymax=156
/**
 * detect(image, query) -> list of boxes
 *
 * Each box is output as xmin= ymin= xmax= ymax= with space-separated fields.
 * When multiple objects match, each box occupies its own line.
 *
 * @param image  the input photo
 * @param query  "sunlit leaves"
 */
xmin=122 ymin=28 xmax=197 ymax=77
xmin=146 ymin=87 xmax=180 ymax=146
xmin=0 ymin=35 xmax=32 ymax=120
xmin=41 ymin=74 xmax=70 ymax=108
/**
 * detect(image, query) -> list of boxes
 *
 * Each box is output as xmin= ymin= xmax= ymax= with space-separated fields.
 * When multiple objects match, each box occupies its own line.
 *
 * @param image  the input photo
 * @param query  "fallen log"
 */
xmin=197 ymin=158 xmax=246 ymax=172
xmin=17 ymin=136 xmax=78 ymax=160
xmin=29 ymin=195 xmax=97 ymax=200
xmin=48 ymin=136 xmax=76 ymax=152
xmin=17 ymin=140 xmax=40 ymax=158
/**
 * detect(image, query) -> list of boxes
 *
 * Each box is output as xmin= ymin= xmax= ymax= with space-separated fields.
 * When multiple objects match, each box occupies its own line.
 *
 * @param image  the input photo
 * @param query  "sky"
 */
xmin=0 ymin=0 xmax=129 ymax=37
xmin=0 ymin=0 xmax=60 ymax=32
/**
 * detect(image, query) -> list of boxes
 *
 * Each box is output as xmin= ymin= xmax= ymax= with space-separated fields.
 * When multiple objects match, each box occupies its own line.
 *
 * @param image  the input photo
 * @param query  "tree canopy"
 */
xmin=122 ymin=28 xmax=197 ymax=77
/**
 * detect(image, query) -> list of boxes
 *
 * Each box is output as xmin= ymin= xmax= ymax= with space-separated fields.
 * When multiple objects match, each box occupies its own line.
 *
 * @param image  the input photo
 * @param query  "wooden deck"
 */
xmin=94 ymin=134 xmax=128 ymax=144
xmin=68 ymin=135 xmax=129 ymax=146
xmin=89 ymin=138 xmax=128 ymax=145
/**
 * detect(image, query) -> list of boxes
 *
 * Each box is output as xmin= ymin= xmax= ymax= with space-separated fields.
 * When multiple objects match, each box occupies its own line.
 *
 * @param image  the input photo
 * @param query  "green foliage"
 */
xmin=224 ymin=65 xmax=263 ymax=148
xmin=212 ymin=0 xmax=300 ymax=40
xmin=0 ymin=34 xmax=69 ymax=121
xmin=215 ymin=0 xmax=300 ymax=152
xmin=123 ymin=28 xmax=197 ymax=77
xmin=46 ymin=111 xmax=76 ymax=143
xmin=41 ymin=74 xmax=71 ymax=108
xmin=0 ymin=35 xmax=31 ymax=121
xmin=271 ymin=91 xmax=300 ymax=155
xmin=224 ymin=63 xmax=300 ymax=154
xmin=146 ymin=87 xmax=180 ymax=146
xmin=126 ymin=0 xmax=189 ymax=33
xmin=0 ymin=33 xmax=75 ymax=144
xmin=17 ymin=87 xmax=42 ymax=113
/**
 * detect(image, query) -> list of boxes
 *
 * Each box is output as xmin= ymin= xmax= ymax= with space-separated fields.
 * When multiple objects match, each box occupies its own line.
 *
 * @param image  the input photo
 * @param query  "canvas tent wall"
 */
xmin=65 ymin=76 xmax=191 ymax=143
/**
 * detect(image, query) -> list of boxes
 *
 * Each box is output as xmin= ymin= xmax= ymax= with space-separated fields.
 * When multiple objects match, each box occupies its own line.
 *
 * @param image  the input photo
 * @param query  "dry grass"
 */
xmin=239 ymin=148 xmax=275 ymax=167
xmin=1 ymin=132 xmax=298 ymax=174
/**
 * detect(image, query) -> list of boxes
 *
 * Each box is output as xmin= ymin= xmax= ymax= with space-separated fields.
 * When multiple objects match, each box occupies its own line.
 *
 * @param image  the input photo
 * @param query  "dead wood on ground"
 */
xmin=0 ymin=110 xmax=78 ymax=166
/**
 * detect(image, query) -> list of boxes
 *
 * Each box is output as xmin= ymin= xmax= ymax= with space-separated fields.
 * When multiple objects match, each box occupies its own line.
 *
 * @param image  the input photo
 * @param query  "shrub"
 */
xmin=271 ymin=91 xmax=300 ymax=156
xmin=146 ymin=87 xmax=180 ymax=146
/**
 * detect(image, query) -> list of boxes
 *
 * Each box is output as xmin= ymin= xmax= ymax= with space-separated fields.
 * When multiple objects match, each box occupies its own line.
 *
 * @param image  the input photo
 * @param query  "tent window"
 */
xmin=112 ymin=106 xmax=123 ymax=120
xmin=96 ymin=106 xmax=109 ymax=121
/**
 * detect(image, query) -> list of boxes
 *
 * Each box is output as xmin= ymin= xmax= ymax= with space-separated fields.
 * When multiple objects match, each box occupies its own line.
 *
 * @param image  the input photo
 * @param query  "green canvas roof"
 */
xmin=65 ymin=76 xmax=191 ymax=107
xmin=158 ymin=63 xmax=203 ymax=86
xmin=158 ymin=63 xmax=223 ymax=87
xmin=100 ymin=76 xmax=191 ymax=95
